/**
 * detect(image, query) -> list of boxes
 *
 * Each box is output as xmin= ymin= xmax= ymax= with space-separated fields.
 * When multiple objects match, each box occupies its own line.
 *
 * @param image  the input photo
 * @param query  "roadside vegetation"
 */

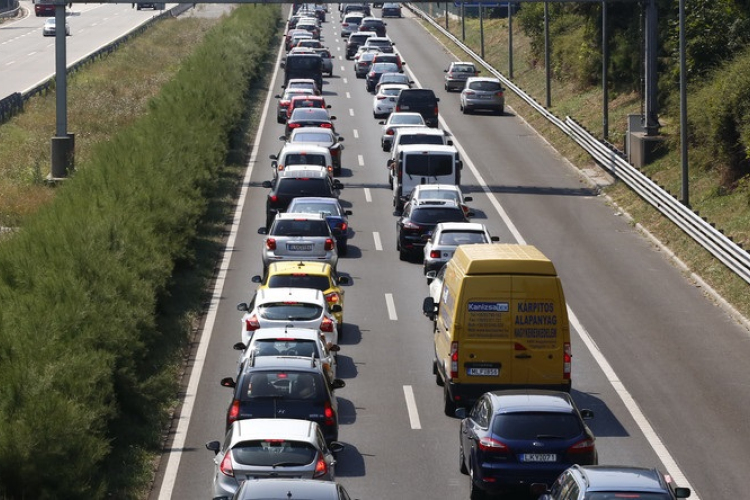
xmin=418 ymin=0 xmax=750 ymax=319
xmin=0 ymin=5 xmax=281 ymax=498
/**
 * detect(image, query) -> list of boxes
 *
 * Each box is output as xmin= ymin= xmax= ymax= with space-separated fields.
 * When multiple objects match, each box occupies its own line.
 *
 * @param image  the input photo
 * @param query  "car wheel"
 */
xmin=443 ymin=386 xmax=456 ymax=416
xmin=469 ymin=464 xmax=487 ymax=500
xmin=277 ymin=116 xmax=284 ymax=124
xmin=462 ymin=106 xmax=471 ymax=115
xmin=459 ymin=444 xmax=469 ymax=475
xmin=399 ymin=247 xmax=409 ymax=261
xmin=387 ymin=174 xmax=393 ymax=188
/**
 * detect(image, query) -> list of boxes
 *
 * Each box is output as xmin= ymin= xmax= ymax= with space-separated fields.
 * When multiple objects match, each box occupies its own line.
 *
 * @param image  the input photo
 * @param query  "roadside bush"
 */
xmin=0 ymin=4 xmax=280 ymax=498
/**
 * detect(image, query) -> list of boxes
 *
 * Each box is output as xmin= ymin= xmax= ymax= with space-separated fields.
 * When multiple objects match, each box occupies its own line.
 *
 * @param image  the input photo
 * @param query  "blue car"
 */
xmin=286 ymin=197 xmax=352 ymax=255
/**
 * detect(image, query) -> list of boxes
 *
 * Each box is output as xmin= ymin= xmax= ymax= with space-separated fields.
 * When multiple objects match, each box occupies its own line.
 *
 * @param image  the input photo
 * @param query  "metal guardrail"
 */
xmin=0 ymin=2 xmax=193 ymax=124
xmin=406 ymin=2 xmax=750 ymax=285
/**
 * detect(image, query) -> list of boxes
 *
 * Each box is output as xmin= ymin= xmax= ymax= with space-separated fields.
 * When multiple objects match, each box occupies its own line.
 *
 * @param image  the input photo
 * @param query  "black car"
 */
xmin=346 ymin=32 xmax=376 ymax=59
xmin=395 ymin=88 xmax=440 ymax=127
xmin=366 ymin=62 xmax=400 ymax=92
xmin=381 ymin=2 xmax=401 ymax=17
xmin=396 ymin=199 xmax=469 ymax=261
xmin=284 ymin=53 xmax=324 ymax=91
xmin=286 ymin=108 xmax=337 ymax=138
xmin=263 ymin=168 xmax=343 ymax=228
xmin=232 ymin=479 xmax=354 ymax=500
xmin=220 ymin=356 xmax=346 ymax=442
xmin=358 ymin=17 xmax=387 ymax=37
xmin=536 ymin=465 xmax=691 ymax=500
xmin=456 ymin=390 xmax=598 ymax=499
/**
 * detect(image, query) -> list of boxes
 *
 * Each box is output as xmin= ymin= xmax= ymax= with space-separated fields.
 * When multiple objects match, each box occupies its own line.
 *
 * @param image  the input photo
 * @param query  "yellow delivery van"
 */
xmin=422 ymin=244 xmax=571 ymax=416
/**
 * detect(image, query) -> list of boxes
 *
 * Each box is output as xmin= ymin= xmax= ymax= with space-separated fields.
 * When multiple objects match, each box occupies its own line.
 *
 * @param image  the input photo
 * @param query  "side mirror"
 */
xmin=251 ymin=275 xmax=262 ymax=283
xmin=446 ymin=139 xmax=454 ymax=146
xmin=464 ymin=196 xmax=473 ymax=202
xmin=580 ymin=409 xmax=595 ymax=419
xmin=329 ymin=344 xmax=341 ymax=352
xmin=345 ymin=210 xmax=353 ymax=215
xmin=330 ymin=379 xmax=346 ymax=390
xmin=269 ymin=154 xmax=278 ymax=160
xmin=262 ymin=180 xmax=273 ymax=189
xmin=326 ymin=104 xmax=332 ymax=108
xmin=220 ymin=377 xmax=236 ymax=388
xmin=206 ymin=441 xmax=221 ymax=455
xmin=422 ymin=297 xmax=436 ymax=320
xmin=454 ymin=408 xmax=467 ymax=419
xmin=329 ymin=441 xmax=345 ymax=454
xmin=338 ymin=136 xmax=345 ymax=142
xmin=674 ymin=487 xmax=691 ymax=498
xmin=490 ymin=236 xmax=500 ymax=242
xmin=330 ymin=116 xmax=337 ymax=120
xmin=338 ymin=276 xmax=351 ymax=286
xmin=278 ymin=135 xmax=286 ymax=141
xmin=233 ymin=342 xmax=247 ymax=351
xmin=456 ymin=160 xmax=463 ymax=169
xmin=435 ymin=97 xmax=440 ymax=102
xmin=258 ymin=227 xmax=268 ymax=234
xmin=333 ymin=180 xmax=344 ymax=190
xmin=443 ymin=69 xmax=448 ymax=73
xmin=237 ymin=302 xmax=250 ymax=312
xmin=274 ymin=94 xmax=282 ymax=99
xmin=330 ymin=304 xmax=343 ymax=313
xmin=378 ymin=121 xmax=385 ymax=125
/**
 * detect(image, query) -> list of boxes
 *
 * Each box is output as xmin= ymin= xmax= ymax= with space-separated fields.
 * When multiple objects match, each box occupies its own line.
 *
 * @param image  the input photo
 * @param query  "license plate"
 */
xmin=442 ymin=251 xmax=452 ymax=259
xmin=400 ymin=105 xmax=410 ymax=110
xmin=479 ymin=95 xmax=492 ymax=99
xmin=287 ymin=244 xmax=313 ymax=251
xmin=466 ymin=367 xmax=499 ymax=376
xmin=520 ymin=454 xmax=557 ymax=462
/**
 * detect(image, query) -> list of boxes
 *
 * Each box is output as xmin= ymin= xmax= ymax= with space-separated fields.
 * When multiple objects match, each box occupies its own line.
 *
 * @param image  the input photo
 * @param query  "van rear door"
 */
xmin=510 ymin=276 xmax=567 ymax=386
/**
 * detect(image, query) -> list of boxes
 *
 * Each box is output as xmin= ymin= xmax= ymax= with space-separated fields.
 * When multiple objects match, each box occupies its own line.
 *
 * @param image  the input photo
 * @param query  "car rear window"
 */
xmin=242 ymin=372 xmax=326 ymax=400
xmin=468 ymin=80 xmax=503 ymax=92
xmin=585 ymin=494 xmax=672 ymax=500
xmin=390 ymin=114 xmax=423 ymax=125
xmin=289 ymin=202 xmax=342 ymax=216
xmin=252 ymin=338 xmax=320 ymax=358
xmin=286 ymin=56 xmax=322 ymax=71
xmin=491 ymin=412 xmax=583 ymax=440
xmin=291 ymin=108 xmax=330 ymax=120
xmin=367 ymin=40 xmax=392 ymax=48
xmin=453 ymin=64 xmax=476 ymax=73
xmin=283 ymin=154 xmax=327 ymax=167
xmin=404 ymin=155 xmax=454 ymax=177
xmin=292 ymin=132 xmax=333 ymax=143
xmin=258 ymin=302 xmax=323 ymax=321
xmin=438 ymin=231 xmax=487 ymax=245
xmin=267 ymin=274 xmax=332 ymax=291
xmin=271 ymin=219 xmax=330 ymax=236
xmin=399 ymin=90 xmax=437 ymax=103
xmin=371 ymin=63 xmax=398 ymax=73
xmin=411 ymin=207 xmax=466 ymax=224
xmin=231 ymin=439 xmax=317 ymax=466
xmin=277 ymin=178 xmax=329 ymax=196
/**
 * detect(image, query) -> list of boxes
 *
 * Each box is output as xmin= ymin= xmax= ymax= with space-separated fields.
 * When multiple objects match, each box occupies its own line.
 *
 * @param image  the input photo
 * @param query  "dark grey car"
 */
xmin=231 ymin=478 xmax=355 ymax=500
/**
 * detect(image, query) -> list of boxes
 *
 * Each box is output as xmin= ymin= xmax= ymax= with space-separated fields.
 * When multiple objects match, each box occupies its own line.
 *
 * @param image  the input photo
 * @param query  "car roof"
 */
xmin=413 ymin=183 xmax=461 ymax=193
xmin=574 ymin=466 xmax=671 ymax=493
xmin=435 ymin=222 xmax=487 ymax=232
xmin=289 ymin=196 xmax=341 ymax=206
xmin=466 ymin=76 xmax=502 ymax=84
xmin=413 ymin=198 xmax=461 ymax=208
xmin=230 ymin=418 xmax=316 ymax=442
xmin=275 ymin=212 xmax=328 ymax=222
xmin=246 ymin=354 xmax=322 ymax=371
xmin=235 ymin=479 xmax=340 ymax=499
xmin=250 ymin=326 xmax=324 ymax=341
xmin=267 ymin=260 xmax=333 ymax=275
xmin=277 ymin=166 xmax=330 ymax=178
xmin=256 ymin=286 xmax=325 ymax=303
xmin=279 ymin=143 xmax=331 ymax=155
xmin=487 ymin=389 xmax=577 ymax=413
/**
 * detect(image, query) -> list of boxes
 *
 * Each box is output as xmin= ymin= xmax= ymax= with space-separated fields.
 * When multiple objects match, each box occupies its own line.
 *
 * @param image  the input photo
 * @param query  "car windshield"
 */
xmin=289 ymin=202 xmax=342 ymax=216
xmin=404 ymin=155 xmax=453 ymax=177
xmin=231 ymin=439 xmax=317 ymax=466
xmin=491 ymin=413 xmax=583 ymax=440
xmin=390 ymin=114 xmax=423 ymax=125
xmin=438 ymin=231 xmax=487 ymax=245
xmin=469 ymin=80 xmax=503 ymax=92
xmin=292 ymin=108 xmax=330 ymax=120
xmin=267 ymin=274 xmax=331 ymax=291
xmin=271 ymin=219 xmax=330 ymax=236
xmin=276 ymin=178 xmax=329 ymax=196
xmin=410 ymin=207 xmax=466 ymax=224
xmin=252 ymin=338 xmax=320 ymax=358
xmin=258 ymin=302 xmax=323 ymax=321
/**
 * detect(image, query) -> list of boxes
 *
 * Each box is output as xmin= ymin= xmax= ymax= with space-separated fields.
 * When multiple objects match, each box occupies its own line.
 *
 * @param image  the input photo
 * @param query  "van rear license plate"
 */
xmin=521 ymin=454 xmax=557 ymax=462
xmin=467 ymin=367 xmax=499 ymax=376
xmin=288 ymin=244 xmax=313 ymax=251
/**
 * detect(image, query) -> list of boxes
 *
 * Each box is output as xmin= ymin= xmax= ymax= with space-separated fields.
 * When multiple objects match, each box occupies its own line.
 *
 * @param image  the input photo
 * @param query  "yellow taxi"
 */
xmin=252 ymin=261 xmax=351 ymax=333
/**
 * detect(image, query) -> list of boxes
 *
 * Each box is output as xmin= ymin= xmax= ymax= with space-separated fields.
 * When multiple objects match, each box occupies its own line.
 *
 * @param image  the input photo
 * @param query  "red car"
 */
xmin=287 ymin=95 xmax=331 ymax=120
xmin=274 ymin=88 xmax=315 ymax=124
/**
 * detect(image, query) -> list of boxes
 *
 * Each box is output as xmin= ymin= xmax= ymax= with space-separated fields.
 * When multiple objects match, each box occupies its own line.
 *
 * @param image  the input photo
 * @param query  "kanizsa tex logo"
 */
xmin=468 ymin=302 xmax=509 ymax=313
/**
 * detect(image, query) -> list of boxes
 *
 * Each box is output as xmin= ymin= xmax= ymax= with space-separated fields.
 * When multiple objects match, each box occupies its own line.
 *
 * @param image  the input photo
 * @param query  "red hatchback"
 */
xmin=287 ymin=95 xmax=331 ymax=120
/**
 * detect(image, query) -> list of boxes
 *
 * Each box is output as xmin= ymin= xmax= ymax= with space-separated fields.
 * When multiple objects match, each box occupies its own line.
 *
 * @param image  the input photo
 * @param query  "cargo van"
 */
xmin=422 ymin=244 xmax=572 ymax=416
xmin=284 ymin=53 xmax=324 ymax=91
xmin=391 ymin=144 xmax=462 ymax=212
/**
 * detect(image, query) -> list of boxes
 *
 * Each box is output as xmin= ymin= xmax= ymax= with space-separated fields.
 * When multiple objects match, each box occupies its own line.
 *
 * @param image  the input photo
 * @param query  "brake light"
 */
xmin=324 ymin=238 xmax=335 ymax=251
xmin=377 ymin=96 xmax=387 ymax=100
xmin=336 ymin=222 xmax=347 ymax=232
xmin=496 ymin=91 xmax=504 ymax=97
xmin=330 ymin=148 xmax=339 ymax=158
xmin=429 ymin=250 xmax=440 ymax=259
xmin=563 ymin=341 xmax=571 ymax=380
xmin=478 ymin=437 xmax=509 ymax=453
xmin=567 ymin=438 xmax=595 ymax=454
xmin=402 ymin=221 xmax=420 ymax=230
xmin=386 ymin=129 xmax=394 ymax=135
xmin=269 ymin=194 xmax=278 ymax=203
xmin=320 ymin=316 xmax=334 ymax=333
xmin=323 ymin=400 xmax=335 ymax=426
xmin=288 ymin=123 xmax=301 ymax=129
xmin=327 ymin=165 xmax=333 ymax=174
xmin=324 ymin=292 xmax=341 ymax=304
xmin=434 ymin=106 xmax=439 ymax=115
xmin=449 ymin=341 xmax=458 ymax=379
xmin=368 ymin=72 xmax=375 ymax=78
xmin=313 ymin=455 xmax=328 ymax=478
xmin=514 ymin=342 xmax=527 ymax=350
xmin=227 ymin=399 xmax=240 ymax=426
xmin=278 ymin=164 xmax=285 ymax=171
xmin=266 ymin=238 xmax=276 ymax=250
xmin=342 ymin=22 xmax=349 ymax=27
xmin=320 ymin=123 xmax=332 ymax=129
xmin=395 ymin=105 xmax=401 ymax=112
xmin=219 ymin=450 xmax=235 ymax=477
xmin=245 ymin=314 xmax=260 ymax=332
xmin=464 ymin=91 xmax=475 ymax=96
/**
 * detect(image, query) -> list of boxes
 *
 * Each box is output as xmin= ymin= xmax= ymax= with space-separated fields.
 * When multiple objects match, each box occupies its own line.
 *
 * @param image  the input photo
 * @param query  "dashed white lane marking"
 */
xmin=343 ymin=77 xmax=348 ymax=84
xmin=349 ymin=108 xmax=354 ymax=116
xmin=403 ymin=386 xmax=422 ymax=429
xmin=373 ymin=231 xmax=382 ymax=251
xmin=385 ymin=293 xmax=398 ymax=320
xmin=353 ymin=129 xmax=359 ymax=139
xmin=357 ymin=155 xmax=364 ymax=167
xmin=346 ymin=91 xmax=351 ymax=99
xmin=364 ymin=188 xmax=372 ymax=202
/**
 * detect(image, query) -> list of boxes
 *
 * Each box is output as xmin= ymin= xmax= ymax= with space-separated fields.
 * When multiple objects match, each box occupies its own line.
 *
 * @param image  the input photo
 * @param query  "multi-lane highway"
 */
xmin=61 ymin=5 xmax=746 ymax=500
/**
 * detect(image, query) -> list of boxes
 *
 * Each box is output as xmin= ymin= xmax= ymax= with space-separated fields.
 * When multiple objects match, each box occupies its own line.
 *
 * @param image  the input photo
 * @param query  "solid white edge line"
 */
xmin=373 ymin=231 xmax=382 ymax=251
xmin=155 ymin=29 xmax=285 ymax=500
xmin=385 ymin=293 xmax=398 ymax=320
xmin=403 ymin=385 xmax=422 ymax=429
xmin=406 ymin=51 xmax=699 ymax=499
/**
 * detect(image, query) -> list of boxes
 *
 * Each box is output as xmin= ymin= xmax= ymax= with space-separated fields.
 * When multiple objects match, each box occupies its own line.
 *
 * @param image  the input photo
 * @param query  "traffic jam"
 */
xmin=200 ymin=3 xmax=695 ymax=500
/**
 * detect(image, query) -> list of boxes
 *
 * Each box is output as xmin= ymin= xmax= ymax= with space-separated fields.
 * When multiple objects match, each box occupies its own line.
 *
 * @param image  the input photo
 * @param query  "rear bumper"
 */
xmin=444 ymin=377 xmax=571 ymax=407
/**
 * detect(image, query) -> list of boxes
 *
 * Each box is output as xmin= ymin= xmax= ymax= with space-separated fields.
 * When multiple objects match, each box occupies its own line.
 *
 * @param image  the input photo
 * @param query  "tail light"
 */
xmin=496 ymin=91 xmax=504 ymax=97
xmin=324 ymin=238 xmax=335 ymax=251
xmin=327 ymin=165 xmax=333 ymax=174
xmin=320 ymin=316 xmax=334 ymax=333
xmin=320 ymin=123 xmax=332 ymax=129
xmin=464 ymin=91 xmax=475 ymax=96
xmin=227 ymin=399 xmax=240 ymax=427
xmin=402 ymin=221 xmax=420 ymax=230
xmin=336 ymin=222 xmax=347 ymax=232
xmin=434 ymin=106 xmax=439 ymax=116
xmin=429 ymin=250 xmax=440 ymax=259
xmin=377 ymin=96 xmax=387 ymax=100
xmin=563 ymin=341 xmax=571 ymax=380
xmin=313 ymin=454 xmax=328 ymax=478
xmin=323 ymin=400 xmax=335 ymax=426
xmin=567 ymin=438 xmax=595 ymax=455
xmin=245 ymin=314 xmax=260 ymax=332
xmin=266 ymin=238 xmax=276 ymax=250
xmin=368 ymin=72 xmax=375 ymax=78
xmin=330 ymin=148 xmax=340 ymax=158
xmin=288 ymin=122 xmax=301 ymax=129
xmin=324 ymin=292 xmax=341 ymax=304
xmin=449 ymin=341 xmax=458 ymax=379
xmin=478 ymin=437 xmax=509 ymax=453
xmin=269 ymin=194 xmax=278 ymax=203
xmin=386 ymin=129 xmax=395 ymax=135
xmin=277 ymin=164 xmax=285 ymax=171
xmin=219 ymin=450 xmax=235 ymax=477
xmin=395 ymin=105 xmax=401 ymax=112
xmin=342 ymin=22 xmax=349 ymax=27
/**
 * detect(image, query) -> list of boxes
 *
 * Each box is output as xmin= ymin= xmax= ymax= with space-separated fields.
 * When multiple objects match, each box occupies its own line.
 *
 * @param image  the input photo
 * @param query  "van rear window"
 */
xmin=404 ymin=155 xmax=453 ymax=177
xmin=398 ymin=135 xmax=444 ymax=146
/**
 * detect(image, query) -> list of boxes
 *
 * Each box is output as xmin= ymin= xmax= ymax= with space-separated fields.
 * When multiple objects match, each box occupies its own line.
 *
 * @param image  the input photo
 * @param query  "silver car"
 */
xmin=259 ymin=212 xmax=338 ymax=271
xmin=372 ymin=83 xmax=409 ymax=118
xmin=378 ymin=111 xmax=425 ymax=151
xmin=444 ymin=61 xmax=479 ymax=91
xmin=314 ymin=47 xmax=335 ymax=76
xmin=206 ymin=419 xmax=344 ymax=500
xmin=422 ymin=222 xmax=499 ymax=275
xmin=460 ymin=76 xmax=505 ymax=114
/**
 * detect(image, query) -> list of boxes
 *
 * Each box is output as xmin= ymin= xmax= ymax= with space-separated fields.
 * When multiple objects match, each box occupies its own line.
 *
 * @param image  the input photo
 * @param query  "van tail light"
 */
xmin=266 ymin=238 xmax=277 ymax=250
xmin=429 ymin=250 xmax=440 ymax=259
xmin=320 ymin=316 xmax=334 ymax=333
xmin=449 ymin=341 xmax=459 ymax=379
xmin=478 ymin=437 xmax=509 ymax=453
xmin=324 ymin=238 xmax=335 ymax=251
xmin=563 ymin=341 xmax=571 ymax=380
xmin=245 ymin=314 xmax=260 ymax=332
xmin=313 ymin=454 xmax=328 ymax=478
xmin=434 ymin=106 xmax=439 ymax=116
xmin=324 ymin=292 xmax=341 ymax=304
xmin=567 ymin=437 xmax=595 ymax=455
xmin=227 ymin=399 xmax=241 ymax=427
xmin=323 ymin=400 xmax=336 ymax=426
xmin=219 ymin=450 xmax=235 ymax=477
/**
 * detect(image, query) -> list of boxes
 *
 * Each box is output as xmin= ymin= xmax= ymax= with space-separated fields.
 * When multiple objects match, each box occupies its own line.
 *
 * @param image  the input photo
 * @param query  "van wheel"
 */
xmin=443 ymin=386 xmax=456 ymax=416
xmin=435 ymin=369 xmax=444 ymax=386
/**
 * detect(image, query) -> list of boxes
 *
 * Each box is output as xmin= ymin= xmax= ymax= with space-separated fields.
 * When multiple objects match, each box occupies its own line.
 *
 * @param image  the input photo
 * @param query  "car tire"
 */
xmin=277 ymin=116 xmax=285 ymax=124
xmin=435 ymin=365 xmax=444 ymax=387
xmin=462 ymin=106 xmax=471 ymax=115
xmin=387 ymin=173 xmax=393 ymax=188
xmin=443 ymin=386 xmax=457 ymax=417
xmin=459 ymin=445 xmax=469 ymax=475
xmin=469 ymin=464 xmax=487 ymax=500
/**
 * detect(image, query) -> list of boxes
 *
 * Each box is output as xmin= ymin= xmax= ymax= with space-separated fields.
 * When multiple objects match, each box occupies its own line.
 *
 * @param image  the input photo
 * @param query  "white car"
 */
xmin=237 ymin=287 xmax=341 ymax=346
xmin=42 ymin=18 xmax=70 ymax=37
xmin=407 ymin=183 xmax=472 ymax=215
xmin=270 ymin=143 xmax=334 ymax=178
xmin=233 ymin=327 xmax=340 ymax=381
xmin=378 ymin=111 xmax=425 ymax=151
xmin=372 ymin=83 xmax=409 ymax=118
xmin=422 ymin=222 xmax=499 ymax=275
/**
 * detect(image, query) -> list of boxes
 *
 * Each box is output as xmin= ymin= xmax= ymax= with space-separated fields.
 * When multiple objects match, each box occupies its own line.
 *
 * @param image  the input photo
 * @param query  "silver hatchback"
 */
xmin=259 ymin=212 xmax=338 ymax=271
xmin=460 ymin=76 xmax=505 ymax=114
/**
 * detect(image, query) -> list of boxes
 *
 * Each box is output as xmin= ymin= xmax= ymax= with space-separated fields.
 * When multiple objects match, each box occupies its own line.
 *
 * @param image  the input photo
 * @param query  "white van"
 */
xmin=391 ymin=144 xmax=463 ymax=212
xmin=387 ymin=127 xmax=451 ymax=188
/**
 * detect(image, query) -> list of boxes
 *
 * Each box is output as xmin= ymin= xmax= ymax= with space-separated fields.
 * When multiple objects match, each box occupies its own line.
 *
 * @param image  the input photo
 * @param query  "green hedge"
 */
xmin=0 ymin=5 xmax=280 ymax=498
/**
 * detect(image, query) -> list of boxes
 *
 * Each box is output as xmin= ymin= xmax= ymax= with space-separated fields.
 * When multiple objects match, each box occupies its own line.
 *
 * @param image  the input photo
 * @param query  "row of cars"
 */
xmin=204 ymin=5 xmax=362 ymax=500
